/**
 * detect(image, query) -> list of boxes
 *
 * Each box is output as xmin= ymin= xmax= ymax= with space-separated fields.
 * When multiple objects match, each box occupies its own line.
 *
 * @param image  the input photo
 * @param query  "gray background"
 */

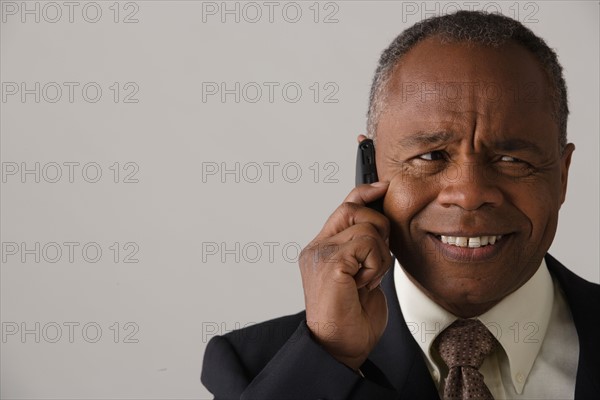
xmin=0 ymin=1 xmax=598 ymax=399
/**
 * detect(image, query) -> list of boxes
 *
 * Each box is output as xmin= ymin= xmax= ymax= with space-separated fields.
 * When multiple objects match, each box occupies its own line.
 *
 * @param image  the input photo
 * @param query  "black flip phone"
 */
xmin=356 ymin=138 xmax=384 ymax=213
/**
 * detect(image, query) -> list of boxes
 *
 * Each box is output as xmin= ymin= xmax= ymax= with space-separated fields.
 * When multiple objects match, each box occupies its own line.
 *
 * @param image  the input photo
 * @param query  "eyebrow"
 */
xmin=491 ymin=138 xmax=544 ymax=154
xmin=399 ymin=132 xmax=545 ymax=153
xmin=398 ymin=131 xmax=456 ymax=149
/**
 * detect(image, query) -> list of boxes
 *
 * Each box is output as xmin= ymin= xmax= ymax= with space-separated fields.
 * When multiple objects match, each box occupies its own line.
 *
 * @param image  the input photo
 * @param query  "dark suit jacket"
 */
xmin=201 ymin=254 xmax=600 ymax=399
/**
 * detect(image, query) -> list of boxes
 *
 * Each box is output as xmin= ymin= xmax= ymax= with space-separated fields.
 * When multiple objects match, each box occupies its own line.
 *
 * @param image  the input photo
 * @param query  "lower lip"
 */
xmin=427 ymin=233 xmax=510 ymax=263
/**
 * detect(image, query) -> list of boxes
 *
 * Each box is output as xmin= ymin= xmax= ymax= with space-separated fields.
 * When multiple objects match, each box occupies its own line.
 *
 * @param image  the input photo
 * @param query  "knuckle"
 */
xmin=330 ymin=260 xmax=356 ymax=283
xmin=356 ymin=234 xmax=379 ymax=247
xmin=301 ymin=241 xmax=341 ymax=265
xmin=299 ymin=242 xmax=319 ymax=267
xmin=339 ymin=201 xmax=360 ymax=216
xmin=298 ymin=249 xmax=312 ymax=267
xmin=317 ymin=242 xmax=341 ymax=263
xmin=361 ymin=223 xmax=381 ymax=239
xmin=299 ymin=242 xmax=315 ymax=260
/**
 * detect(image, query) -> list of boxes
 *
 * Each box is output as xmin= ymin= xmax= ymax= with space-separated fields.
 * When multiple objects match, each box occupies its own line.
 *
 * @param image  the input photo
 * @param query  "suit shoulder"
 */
xmin=205 ymin=311 xmax=307 ymax=377
xmin=224 ymin=310 xmax=307 ymax=346
xmin=546 ymin=253 xmax=600 ymax=295
xmin=546 ymin=254 xmax=600 ymax=324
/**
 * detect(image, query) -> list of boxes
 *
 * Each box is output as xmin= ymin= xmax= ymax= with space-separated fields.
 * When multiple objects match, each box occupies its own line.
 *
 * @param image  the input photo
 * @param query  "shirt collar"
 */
xmin=395 ymin=257 xmax=554 ymax=394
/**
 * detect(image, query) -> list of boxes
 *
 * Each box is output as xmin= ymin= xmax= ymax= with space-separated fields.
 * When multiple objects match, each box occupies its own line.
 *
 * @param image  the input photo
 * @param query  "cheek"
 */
xmin=508 ymin=182 xmax=560 ymax=240
xmin=383 ymin=174 xmax=439 ymax=229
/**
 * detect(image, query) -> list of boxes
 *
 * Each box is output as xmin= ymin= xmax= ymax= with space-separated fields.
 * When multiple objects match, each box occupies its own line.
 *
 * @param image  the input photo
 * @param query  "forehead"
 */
xmin=379 ymin=36 xmax=557 ymax=143
xmin=388 ymin=36 xmax=550 ymax=95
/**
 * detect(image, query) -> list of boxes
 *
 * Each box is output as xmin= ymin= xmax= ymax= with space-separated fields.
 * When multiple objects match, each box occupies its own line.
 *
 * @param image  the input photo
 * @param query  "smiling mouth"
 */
xmin=434 ymin=234 xmax=504 ymax=248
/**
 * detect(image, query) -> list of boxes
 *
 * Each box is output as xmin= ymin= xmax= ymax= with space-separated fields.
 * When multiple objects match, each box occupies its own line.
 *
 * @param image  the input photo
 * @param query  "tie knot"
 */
xmin=434 ymin=319 xmax=497 ymax=369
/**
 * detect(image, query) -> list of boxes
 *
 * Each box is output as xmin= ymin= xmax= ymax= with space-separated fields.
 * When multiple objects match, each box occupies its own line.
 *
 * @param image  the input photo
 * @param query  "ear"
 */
xmin=559 ymin=143 xmax=575 ymax=206
xmin=357 ymin=134 xmax=368 ymax=144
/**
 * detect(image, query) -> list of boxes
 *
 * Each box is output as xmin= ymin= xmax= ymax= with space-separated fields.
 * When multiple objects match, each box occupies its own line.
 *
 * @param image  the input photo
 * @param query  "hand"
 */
xmin=299 ymin=181 xmax=392 ymax=371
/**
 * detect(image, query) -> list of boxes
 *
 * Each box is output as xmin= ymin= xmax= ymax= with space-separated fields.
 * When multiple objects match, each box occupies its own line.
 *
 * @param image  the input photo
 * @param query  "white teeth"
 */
xmin=468 ymin=237 xmax=481 ymax=248
xmin=438 ymin=235 xmax=503 ymax=248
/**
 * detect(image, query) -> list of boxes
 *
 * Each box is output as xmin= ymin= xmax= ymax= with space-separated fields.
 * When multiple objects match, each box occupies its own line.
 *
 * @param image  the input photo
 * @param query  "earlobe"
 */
xmin=559 ymin=143 xmax=575 ymax=205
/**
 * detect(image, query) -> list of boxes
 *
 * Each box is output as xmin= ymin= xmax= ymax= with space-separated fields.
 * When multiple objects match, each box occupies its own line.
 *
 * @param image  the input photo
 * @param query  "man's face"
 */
xmin=375 ymin=37 xmax=574 ymax=317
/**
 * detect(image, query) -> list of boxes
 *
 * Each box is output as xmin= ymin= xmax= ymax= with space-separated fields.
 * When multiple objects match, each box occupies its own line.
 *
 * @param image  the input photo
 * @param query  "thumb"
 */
xmin=344 ymin=181 xmax=389 ymax=206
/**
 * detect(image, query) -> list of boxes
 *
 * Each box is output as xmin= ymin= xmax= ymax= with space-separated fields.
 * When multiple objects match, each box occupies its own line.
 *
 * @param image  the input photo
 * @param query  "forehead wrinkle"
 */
xmin=398 ymin=130 xmax=456 ymax=150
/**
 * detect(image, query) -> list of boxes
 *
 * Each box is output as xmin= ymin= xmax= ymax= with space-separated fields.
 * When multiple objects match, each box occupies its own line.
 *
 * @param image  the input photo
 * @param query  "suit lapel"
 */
xmin=369 ymin=260 xmax=440 ymax=399
xmin=545 ymin=254 xmax=600 ymax=398
xmin=366 ymin=254 xmax=599 ymax=398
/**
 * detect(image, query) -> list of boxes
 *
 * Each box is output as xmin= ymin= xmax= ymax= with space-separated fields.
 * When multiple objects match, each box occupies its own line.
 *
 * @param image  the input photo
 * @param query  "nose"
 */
xmin=436 ymin=161 xmax=503 ymax=210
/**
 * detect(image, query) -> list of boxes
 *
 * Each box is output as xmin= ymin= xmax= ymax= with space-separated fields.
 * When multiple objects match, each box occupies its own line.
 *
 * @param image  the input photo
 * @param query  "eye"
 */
xmin=418 ymin=150 xmax=446 ymax=161
xmin=500 ymin=155 xmax=523 ymax=163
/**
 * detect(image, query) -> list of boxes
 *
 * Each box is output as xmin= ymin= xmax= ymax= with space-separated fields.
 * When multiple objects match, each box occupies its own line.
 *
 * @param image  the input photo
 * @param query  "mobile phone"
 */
xmin=356 ymin=138 xmax=384 ymax=213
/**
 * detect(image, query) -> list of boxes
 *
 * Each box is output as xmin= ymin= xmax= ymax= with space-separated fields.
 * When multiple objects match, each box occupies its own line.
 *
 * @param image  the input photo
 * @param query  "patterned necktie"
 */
xmin=433 ymin=319 xmax=497 ymax=400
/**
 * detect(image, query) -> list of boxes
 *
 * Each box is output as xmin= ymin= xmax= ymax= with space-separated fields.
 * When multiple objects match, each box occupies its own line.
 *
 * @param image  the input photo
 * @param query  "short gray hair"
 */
xmin=366 ymin=10 xmax=569 ymax=152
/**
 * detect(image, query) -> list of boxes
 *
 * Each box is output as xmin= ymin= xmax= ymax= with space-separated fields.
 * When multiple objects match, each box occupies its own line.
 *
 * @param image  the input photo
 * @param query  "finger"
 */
xmin=344 ymin=181 xmax=389 ymax=206
xmin=352 ymin=248 xmax=392 ymax=289
xmin=317 ymin=198 xmax=390 ymax=240
xmin=306 ymin=237 xmax=391 ymax=291
xmin=324 ymin=236 xmax=390 ymax=289
xmin=350 ymin=236 xmax=391 ymax=288
xmin=327 ymin=222 xmax=391 ymax=268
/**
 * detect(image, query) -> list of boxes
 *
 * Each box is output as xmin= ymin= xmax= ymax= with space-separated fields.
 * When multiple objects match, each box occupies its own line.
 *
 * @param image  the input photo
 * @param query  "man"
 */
xmin=201 ymin=11 xmax=599 ymax=399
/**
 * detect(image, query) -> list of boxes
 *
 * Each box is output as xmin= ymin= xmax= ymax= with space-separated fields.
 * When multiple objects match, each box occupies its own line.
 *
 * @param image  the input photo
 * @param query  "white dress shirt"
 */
xmin=394 ymin=258 xmax=579 ymax=399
